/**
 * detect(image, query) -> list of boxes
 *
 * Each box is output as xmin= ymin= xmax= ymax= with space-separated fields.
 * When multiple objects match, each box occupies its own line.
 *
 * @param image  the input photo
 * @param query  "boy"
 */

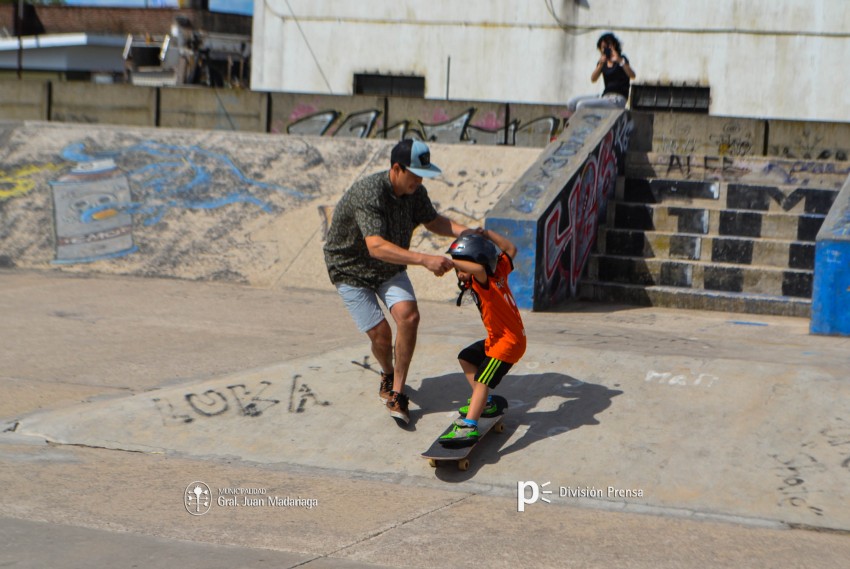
xmin=440 ymin=228 xmax=526 ymax=444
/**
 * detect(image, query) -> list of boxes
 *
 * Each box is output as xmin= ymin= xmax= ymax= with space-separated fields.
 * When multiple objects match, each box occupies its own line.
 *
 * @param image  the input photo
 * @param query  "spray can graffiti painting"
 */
xmin=51 ymin=159 xmax=136 ymax=264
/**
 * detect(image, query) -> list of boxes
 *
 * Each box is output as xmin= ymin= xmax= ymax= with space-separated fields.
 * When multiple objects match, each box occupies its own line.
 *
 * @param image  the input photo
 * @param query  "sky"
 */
xmin=61 ymin=1 xmax=253 ymax=16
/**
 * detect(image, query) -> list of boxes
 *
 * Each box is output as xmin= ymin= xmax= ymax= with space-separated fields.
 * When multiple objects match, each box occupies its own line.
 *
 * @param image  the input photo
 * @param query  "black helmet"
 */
xmin=447 ymin=233 xmax=499 ymax=275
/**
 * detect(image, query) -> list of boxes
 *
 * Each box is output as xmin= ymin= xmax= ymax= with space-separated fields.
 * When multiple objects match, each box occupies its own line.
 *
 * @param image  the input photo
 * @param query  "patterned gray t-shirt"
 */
xmin=323 ymin=170 xmax=438 ymax=289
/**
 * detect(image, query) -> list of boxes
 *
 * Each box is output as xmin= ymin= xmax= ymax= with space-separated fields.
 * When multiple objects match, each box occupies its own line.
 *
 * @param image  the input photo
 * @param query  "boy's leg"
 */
xmin=465 ymin=381 xmax=491 ymax=423
xmin=459 ymin=358 xmax=478 ymax=390
xmin=457 ymin=340 xmax=511 ymax=419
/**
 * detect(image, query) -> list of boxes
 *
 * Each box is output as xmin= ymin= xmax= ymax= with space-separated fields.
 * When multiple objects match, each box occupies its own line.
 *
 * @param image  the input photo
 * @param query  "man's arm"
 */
xmin=364 ymin=235 xmax=453 ymax=277
xmin=423 ymin=214 xmax=468 ymax=238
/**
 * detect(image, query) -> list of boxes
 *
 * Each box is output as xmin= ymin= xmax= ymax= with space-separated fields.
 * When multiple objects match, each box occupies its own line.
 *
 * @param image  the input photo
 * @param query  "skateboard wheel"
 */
xmin=428 ymin=459 xmax=437 ymax=468
xmin=458 ymin=459 xmax=470 ymax=471
xmin=495 ymin=422 xmax=505 ymax=433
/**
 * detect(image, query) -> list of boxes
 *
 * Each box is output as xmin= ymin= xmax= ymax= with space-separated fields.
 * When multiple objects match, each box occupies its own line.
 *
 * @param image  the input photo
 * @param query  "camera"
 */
xmin=603 ymin=47 xmax=612 ymax=58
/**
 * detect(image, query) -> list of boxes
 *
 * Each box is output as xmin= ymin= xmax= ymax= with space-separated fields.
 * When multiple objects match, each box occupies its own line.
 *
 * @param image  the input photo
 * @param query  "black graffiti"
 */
xmin=154 ymin=379 xmax=283 ymax=424
xmin=186 ymin=390 xmax=229 ymax=416
xmin=280 ymin=106 xmax=560 ymax=146
xmin=820 ymin=421 xmax=850 ymax=471
xmin=288 ymin=375 xmax=331 ymax=413
xmin=770 ymin=452 xmax=826 ymax=517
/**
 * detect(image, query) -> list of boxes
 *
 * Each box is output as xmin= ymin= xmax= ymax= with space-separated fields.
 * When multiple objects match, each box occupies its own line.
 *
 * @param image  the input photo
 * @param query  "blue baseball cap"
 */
xmin=390 ymin=139 xmax=442 ymax=178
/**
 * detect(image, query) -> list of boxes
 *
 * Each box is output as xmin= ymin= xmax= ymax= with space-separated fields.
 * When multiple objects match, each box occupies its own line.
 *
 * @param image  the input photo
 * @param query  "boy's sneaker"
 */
xmin=379 ymin=372 xmax=394 ymax=403
xmin=386 ymin=391 xmax=410 ymax=424
xmin=458 ymin=398 xmax=499 ymax=418
xmin=439 ymin=419 xmax=480 ymax=445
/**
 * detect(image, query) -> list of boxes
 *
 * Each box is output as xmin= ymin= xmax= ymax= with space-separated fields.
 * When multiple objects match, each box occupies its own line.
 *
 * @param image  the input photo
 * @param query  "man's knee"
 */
xmin=392 ymin=302 xmax=420 ymax=329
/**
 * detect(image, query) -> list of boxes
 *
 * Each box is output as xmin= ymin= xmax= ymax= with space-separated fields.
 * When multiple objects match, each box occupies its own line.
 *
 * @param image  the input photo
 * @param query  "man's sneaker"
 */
xmin=386 ymin=391 xmax=410 ymax=424
xmin=379 ymin=372 xmax=394 ymax=403
xmin=439 ymin=419 xmax=479 ymax=445
xmin=458 ymin=398 xmax=499 ymax=418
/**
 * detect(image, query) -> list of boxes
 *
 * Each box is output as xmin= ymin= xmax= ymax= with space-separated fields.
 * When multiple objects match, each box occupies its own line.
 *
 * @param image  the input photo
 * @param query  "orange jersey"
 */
xmin=470 ymin=253 xmax=527 ymax=364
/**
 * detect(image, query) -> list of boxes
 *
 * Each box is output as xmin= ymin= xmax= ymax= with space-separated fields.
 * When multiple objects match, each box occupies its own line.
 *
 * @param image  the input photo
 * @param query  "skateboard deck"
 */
xmin=421 ymin=395 xmax=508 ymax=471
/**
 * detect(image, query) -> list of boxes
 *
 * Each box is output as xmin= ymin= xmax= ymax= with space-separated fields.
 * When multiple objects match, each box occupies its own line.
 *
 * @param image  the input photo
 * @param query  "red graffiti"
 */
xmin=541 ymin=128 xmax=620 ymax=302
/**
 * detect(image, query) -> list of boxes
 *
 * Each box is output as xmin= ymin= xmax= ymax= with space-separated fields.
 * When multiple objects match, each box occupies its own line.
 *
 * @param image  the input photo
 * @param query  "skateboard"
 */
xmin=421 ymin=395 xmax=508 ymax=471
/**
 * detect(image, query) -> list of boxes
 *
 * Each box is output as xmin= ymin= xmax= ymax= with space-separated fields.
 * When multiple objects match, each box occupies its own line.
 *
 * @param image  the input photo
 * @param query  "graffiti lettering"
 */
xmin=276 ymin=106 xmax=560 ymax=146
xmin=153 ymin=378 xmax=288 ymax=425
xmin=770 ymin=452 xmax=826 ymax=517
xmin=537 ymin=113 xmax=631 ymax=305
xmin=644 ymin=370 xmax=720 ymax=388
xmin=288 ymin=374 xmax=331 ymax=413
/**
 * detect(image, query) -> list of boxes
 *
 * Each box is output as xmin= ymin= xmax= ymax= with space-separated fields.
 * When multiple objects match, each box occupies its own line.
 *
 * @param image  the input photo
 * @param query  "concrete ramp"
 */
xmin=0 ymin=121 xmax=541 ymax=301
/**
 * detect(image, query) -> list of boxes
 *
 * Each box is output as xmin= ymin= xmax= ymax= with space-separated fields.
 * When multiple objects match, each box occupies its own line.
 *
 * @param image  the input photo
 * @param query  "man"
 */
xmin=323 ymin=139 xmax=470 ymax=424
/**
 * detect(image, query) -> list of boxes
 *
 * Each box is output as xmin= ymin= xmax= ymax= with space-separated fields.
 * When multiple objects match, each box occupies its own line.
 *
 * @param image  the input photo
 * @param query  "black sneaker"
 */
xmin=386 ymin=391 xmax=410 ymax=424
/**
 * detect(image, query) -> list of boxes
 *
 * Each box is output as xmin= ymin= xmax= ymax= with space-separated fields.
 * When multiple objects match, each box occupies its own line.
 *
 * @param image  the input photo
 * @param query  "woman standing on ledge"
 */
xmin=567 ymin=32 xmax=636 ymax=113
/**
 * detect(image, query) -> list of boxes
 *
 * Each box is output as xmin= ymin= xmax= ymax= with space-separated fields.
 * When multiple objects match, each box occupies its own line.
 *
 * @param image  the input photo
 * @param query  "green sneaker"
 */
xmin=458 ymin=398 xmax=499 ymax=418
xmin=439 ymin=419 xmax=479 ymax=445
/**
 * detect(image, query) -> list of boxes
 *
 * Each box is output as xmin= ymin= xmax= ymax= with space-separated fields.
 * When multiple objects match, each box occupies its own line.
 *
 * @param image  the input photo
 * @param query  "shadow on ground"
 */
xmin=410 ymin=372 xmax=623 ymax=480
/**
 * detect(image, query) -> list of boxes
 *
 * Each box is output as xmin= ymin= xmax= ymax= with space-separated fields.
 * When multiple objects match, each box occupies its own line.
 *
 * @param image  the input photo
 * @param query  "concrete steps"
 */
xmin=598 ymin=229 xmax=815 ymax=270
xmin=586 ymin=255 xmax=813 ymax=297
xmin=579 ymin=161 xmax=843 ymax=316
xmin=578 ymin=281 xmax=812 ymax=318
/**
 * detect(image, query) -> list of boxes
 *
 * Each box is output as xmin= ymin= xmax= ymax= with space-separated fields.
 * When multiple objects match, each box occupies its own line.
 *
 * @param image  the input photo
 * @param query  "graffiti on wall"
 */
xmin=536 ymin=113 xmax=633 ymax=307
xmin=659 ymin=122 xmax=756 ymax=158
xmin=0 ymin=163 xmax=63 ymax=200
xmin=767 ymin=127 xmax=849 ymax=162
xmin=274 ymin=105 xmax=563 ymax=147
xmin=46 ymin=140 xmax=303 ymax=264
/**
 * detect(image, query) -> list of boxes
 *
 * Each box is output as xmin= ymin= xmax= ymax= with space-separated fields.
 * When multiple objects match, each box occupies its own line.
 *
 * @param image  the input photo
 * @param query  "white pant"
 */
xmin=567 ymin=92 xmax=627 ymax=113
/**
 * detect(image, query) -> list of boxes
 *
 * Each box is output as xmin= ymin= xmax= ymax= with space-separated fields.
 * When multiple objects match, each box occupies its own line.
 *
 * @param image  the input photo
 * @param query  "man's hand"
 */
xmin=422 ymin=254 xmax=454 ymax=277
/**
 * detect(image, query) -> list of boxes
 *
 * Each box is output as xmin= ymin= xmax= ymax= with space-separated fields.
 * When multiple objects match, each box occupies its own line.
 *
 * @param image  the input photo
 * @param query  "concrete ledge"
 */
xmin=487 ymin=108 xmax=633 ymax=310
xmin=811 ymin=174 xmax=850 ymax=336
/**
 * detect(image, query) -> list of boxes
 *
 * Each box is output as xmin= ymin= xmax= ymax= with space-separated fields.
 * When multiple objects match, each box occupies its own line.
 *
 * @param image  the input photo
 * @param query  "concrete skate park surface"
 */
xmin=3 ymin=271 xmax=850 ymax=568
xmin=3 ymin=124 xmax=850 ymax=567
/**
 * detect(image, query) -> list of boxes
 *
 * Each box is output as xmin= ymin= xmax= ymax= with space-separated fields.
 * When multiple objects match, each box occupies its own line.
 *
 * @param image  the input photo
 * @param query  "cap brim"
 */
xmin=407 ymin=164 xmax=442 ymax=178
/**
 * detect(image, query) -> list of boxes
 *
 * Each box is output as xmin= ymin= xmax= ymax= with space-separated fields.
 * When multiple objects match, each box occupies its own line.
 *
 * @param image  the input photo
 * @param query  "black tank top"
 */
xmin=602 ymin=62 xmax=630 ymax=98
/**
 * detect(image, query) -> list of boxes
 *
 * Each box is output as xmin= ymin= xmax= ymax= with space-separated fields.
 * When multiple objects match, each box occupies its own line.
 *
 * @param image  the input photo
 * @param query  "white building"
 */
xmin=252 ymin=0 xmax=850 ymax=122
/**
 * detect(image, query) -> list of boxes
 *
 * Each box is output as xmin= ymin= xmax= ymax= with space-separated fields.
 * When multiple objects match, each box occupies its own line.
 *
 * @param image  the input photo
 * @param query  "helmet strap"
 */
xmin=455 ymin=278 xmax=470 ymax=307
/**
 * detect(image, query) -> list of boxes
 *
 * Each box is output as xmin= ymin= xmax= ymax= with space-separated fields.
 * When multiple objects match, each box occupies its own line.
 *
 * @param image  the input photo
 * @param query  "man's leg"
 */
xmin=365 ymin=318 xmax=394 ymax=376
xmin=335 ymin=283 xmax=393 ymax=377
xmin=388 ymin=300 xmax=420 ymax=393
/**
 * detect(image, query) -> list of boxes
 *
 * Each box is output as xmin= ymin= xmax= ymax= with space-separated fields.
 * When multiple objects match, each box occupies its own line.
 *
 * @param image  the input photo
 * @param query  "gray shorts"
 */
xmin=335 ymin=271 xmax=417 ymax=333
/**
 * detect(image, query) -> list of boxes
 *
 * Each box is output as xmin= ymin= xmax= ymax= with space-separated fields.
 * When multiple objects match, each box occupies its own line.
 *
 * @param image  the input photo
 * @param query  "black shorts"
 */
xmin=457 ymin=340 xmax=513 ymax=389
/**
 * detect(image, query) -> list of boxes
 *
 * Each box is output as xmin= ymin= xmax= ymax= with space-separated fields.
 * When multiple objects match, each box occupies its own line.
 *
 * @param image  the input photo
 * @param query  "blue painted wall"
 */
xmin=811 ymin=178 xmax=850 ymax=336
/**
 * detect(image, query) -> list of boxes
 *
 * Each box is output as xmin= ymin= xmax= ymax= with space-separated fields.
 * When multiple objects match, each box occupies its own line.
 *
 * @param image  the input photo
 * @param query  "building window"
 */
xmin=353 ymin=74 xmax=425 ymax=98
xmin=631 ymin=84 xmax=710 ymax=113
